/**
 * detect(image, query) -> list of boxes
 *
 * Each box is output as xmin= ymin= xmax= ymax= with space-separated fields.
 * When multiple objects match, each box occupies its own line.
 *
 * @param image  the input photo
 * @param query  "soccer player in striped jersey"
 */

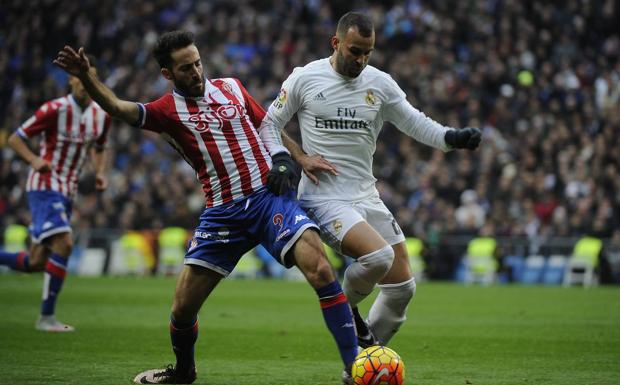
xmin=54 ymin=30 xmax=358 ymax=384
xmin=260 ymin=12 xmax=481 ymax=383
xmin=0 ymin=57 xmax=110 ymax=332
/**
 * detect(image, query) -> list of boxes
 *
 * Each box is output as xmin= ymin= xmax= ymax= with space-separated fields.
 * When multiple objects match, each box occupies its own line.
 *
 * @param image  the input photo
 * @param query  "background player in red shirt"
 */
xmin=0 ymin=58 xmax=110 ymax=332
xmin=54 ymin=31 xmax=358 ymax=384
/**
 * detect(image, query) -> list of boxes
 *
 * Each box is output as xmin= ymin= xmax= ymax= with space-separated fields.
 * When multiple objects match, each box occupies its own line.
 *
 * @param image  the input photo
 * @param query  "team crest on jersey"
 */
xmin=222 ymin=82 xmax=233 ymax=94
xmin=365 ymin=90 xmax=376 ymax=105
xmin=273 ymin=88 xmax=287 ymax=109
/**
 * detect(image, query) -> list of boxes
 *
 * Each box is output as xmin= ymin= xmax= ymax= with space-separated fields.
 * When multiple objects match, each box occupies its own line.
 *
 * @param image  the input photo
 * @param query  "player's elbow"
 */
xmin=7 ymin=132 xmax=22 ymax=149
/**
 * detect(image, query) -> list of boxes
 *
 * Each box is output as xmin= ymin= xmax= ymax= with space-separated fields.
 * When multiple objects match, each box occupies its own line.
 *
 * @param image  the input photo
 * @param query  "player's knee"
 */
xmin=303 ymin=254 xmax=336 ymax=288
xmin=292 ymin=230 xmax=336 ymax=286
xmin=357 ymin=245 xmax=395 ymax=282
xmin=49 ymin=235 xmax=73 ymax=258
xmin=171 ymin=299 xmax=197 ymax=321
xmin=381 ymin=277 xmax=416 ymax=309
xmin=28 ymin=258 xmax=46 ymax=271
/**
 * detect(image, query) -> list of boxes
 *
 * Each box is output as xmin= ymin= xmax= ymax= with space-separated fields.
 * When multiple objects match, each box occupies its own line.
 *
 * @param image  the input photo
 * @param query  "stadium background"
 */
xmin=0 ymin=0 xmax=619 ymax=281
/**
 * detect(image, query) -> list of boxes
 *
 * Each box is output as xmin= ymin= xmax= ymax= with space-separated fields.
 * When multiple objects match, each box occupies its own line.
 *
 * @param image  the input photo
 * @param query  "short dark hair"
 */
xmin=153 ymin=30 xmax=195 ymax=69
xmin=336 ymin=12 xmax=374 ymax=38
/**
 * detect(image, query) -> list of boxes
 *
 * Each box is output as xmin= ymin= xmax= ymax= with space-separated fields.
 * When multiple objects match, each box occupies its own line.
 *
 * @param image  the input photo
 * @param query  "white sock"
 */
xmin=342 ymin=245 xmax=395 ymax=307
xmin=368 ymin=277 xmax=416 ymax=345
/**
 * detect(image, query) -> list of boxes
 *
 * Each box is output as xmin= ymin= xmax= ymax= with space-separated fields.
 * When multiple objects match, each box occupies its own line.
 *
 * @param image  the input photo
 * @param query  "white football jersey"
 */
xmin=261 ymin=58 xmax=452 ymax=201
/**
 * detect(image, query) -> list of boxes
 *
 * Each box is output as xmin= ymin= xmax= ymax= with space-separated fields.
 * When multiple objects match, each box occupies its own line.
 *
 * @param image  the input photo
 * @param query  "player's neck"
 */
xmin=71 ymin=94 xmax=91 ymax=109
xmin=328 ymin=55 xmax=340 ymax=75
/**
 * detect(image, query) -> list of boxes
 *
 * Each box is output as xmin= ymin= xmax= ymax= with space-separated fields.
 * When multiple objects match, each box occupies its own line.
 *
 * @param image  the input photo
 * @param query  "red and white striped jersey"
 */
xmin=136 ymin=78 xmax=272 ymax=207
xmin=17 ymin=95 xmax=111 ymax=198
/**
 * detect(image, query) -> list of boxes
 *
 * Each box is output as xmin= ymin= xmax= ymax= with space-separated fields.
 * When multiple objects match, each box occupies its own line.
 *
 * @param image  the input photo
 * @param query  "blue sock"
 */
xmin=41 ymin=254 xmax=68 ymax=316
xmin=0 ymin=251 xmax=30 ymax=272
xmin=316 ymin=280 xmax=358 ymax=368
xmin=170 ymin=316 xmax=198 ymax=373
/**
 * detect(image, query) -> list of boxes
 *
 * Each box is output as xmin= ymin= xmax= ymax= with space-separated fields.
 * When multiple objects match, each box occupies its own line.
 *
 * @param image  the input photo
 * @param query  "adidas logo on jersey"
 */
xmin=313 ymin=92 xmax=326 ymax=101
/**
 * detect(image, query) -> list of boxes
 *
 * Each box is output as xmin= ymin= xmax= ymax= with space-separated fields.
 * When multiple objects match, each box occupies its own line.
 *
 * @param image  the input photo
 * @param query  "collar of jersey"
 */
xmin=173 ymin=85 xmax=205 ymax=100
xmin=68 ymin=94 xmax=92 ymax=111
xmin=325 ymin=57 xmax=362 ymax=82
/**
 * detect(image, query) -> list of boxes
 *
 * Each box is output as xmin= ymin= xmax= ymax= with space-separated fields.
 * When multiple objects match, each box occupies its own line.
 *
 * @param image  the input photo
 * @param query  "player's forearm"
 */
xmin=7 ymin=133 xmax=38 ymax=165
xmin=389 ymin=100 xmax=451 ymax=152
xmin=281 ymin=131 xmax=306 ymax=163
xmin=258 ymin=115 xmax=289 ymax=155
xmin=78 ymin=70 xmax=139 ymax=125
xmin=90 ymin=148 xmax=107 ymax=175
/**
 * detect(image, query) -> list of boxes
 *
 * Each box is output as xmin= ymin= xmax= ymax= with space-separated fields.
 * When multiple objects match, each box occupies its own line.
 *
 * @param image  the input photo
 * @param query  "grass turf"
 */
xmin=0 ymin=274 xmax=619 ymax=385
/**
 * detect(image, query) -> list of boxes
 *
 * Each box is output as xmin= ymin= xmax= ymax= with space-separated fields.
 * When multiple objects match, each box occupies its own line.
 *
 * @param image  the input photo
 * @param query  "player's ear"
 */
xmin=161 ymin=67 xmax=173 ymax=80
xmin=330 ymin=36 xmax=339 ymax=51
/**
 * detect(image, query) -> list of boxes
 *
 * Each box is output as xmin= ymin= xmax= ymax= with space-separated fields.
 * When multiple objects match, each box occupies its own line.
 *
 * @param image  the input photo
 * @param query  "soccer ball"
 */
xmin=351 ymin=345 xmax=405 ymax=385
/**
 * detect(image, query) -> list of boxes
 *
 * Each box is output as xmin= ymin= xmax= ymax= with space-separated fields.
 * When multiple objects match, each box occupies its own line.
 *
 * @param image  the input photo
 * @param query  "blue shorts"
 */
xmin=27 ymin=190 xmax=73 ymax=244
xmin=185 ymin=189 xmax=318 ymax=276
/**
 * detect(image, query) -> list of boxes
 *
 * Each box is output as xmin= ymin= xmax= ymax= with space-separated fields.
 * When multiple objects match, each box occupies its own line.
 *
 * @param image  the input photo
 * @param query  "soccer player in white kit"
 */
xmin=260 ymin=11 xmax=482 ymax=353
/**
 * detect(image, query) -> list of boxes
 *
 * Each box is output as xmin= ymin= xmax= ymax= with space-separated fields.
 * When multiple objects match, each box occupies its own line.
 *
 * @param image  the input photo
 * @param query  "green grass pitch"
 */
xmin=1 ymin=274 xmax=619 ymax=385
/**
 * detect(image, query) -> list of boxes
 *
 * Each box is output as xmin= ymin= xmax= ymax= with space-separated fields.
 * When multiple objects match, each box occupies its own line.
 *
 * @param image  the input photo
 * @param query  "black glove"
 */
xmin=444 ymin=127 xmax=482 ymax=150
xmin=267 ymin=152 xmax=296 ymax=195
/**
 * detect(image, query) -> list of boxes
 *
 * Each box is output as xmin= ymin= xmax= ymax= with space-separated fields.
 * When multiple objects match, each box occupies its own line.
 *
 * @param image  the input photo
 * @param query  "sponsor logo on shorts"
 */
xmin=188 ymin=238 xmax=198 ymax=251
xmin=194 ymin=229 xmax=229 ymax=243
xmin=294 ymin=214 xmax=308 ymax=224
xmin=276 ymin=229 xmax=291 ymax=242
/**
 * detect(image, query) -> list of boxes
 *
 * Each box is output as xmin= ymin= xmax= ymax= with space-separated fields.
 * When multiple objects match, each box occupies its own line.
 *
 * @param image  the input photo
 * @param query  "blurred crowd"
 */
xmin=1 ymin=1 xmax=619 ymax=275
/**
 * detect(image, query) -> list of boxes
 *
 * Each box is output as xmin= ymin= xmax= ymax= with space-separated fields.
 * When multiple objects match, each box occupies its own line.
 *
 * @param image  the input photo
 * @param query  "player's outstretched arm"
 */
xmin=54 ymin=46 xmax=139 ymax=126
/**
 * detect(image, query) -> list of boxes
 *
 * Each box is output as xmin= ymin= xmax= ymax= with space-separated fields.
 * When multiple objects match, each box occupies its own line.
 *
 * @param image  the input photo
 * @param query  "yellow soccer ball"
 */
xmin=351 ymin=346 xmax=405 ymax=385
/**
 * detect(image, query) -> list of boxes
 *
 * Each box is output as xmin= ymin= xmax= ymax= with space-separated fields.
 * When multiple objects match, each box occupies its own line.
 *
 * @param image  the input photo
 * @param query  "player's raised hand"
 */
xmin=31 ymin=157 xmax=52 ymax=173
xmin=298 ymin=154 xmax=338 ymax=185
xmin=53 ymin=46 xmax=91 ymax=76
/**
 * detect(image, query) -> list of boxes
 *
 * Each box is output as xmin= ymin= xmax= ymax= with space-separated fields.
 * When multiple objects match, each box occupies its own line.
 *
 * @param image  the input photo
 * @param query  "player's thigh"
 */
xmin=361 ymin=196 xmax=406 ymax=247
xmin=172 ymin=264 xmax=223 ymax=320
xmin=255 ymin=191 xmax=318 ymax=268
xmin=185 ymin=205 xmax=257 ymax=277
xmin=47 ymin=232 xmax=73 ymax=258
xmin=380 ymin=241 xmax=412 ymax=284
xmin=302 ymin=199 xmax=385 ymax=257
xmin=289 ymin=229 xmax=335 ymax=288
xmin=341 ymin=221 xmax=390 ymax=258
xmin=27 ymin=243 xmax=50 ymax=270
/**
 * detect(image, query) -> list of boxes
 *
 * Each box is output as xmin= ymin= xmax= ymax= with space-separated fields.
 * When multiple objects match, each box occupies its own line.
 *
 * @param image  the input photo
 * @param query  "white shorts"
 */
xmin=300 ymin=195 xmax=405 ymax=254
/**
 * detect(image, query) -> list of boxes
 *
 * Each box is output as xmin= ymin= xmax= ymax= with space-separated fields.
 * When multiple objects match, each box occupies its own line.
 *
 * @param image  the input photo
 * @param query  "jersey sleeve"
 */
xmin=135 ymin=95 xmax=170 ymax=133
xmin=379 ymin=75 xmax=451 ymax=152
xmin=16 ymin=102 xmax=59 ymax=138
xmin=258 ymin=68 xmax=304 ymax=155
xmin=233 ymin=78 xmax=266 ymax=128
